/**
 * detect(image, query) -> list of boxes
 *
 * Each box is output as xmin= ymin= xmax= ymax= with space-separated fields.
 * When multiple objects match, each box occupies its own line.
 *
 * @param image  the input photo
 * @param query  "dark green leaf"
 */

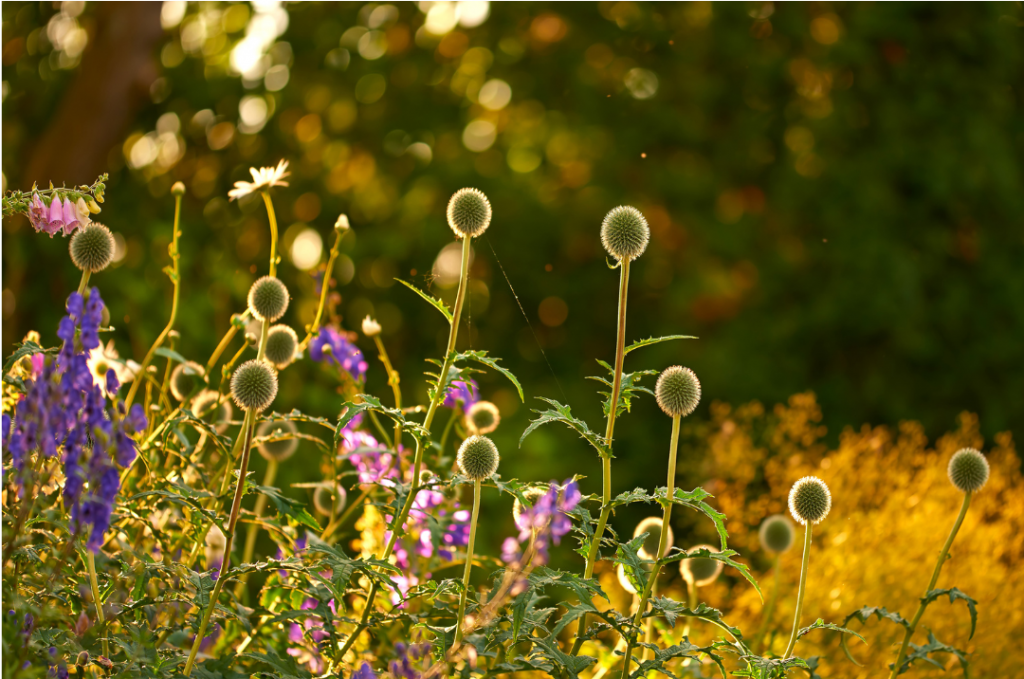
xmin=395 ymin=278 xmax=453 ymax=322
xmin=922 ymin=587 xmax=978 ymax=639
xmin=520 ymin=397 xmax=610 ymax=457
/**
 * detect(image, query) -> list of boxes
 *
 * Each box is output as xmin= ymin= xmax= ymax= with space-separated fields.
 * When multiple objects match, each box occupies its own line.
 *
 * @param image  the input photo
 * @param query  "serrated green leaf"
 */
xmin=395 ymin=278 xmax=452 ymax=322
xmin=453 ymin=349 xmax=524 ymax=401
xmin=922 ymin=587 xmax=978 ymax=639
xmin=623 ymin=334 xmax=697 ymax=355
xmin=3 ymin=340 xmax=48 ymax=377
xmin=520 ymin=397 xmax=610 ymax=457
xmin=660 ymin=545 xmax=762 ymax=601
xmin=898 ymin=631 xmax=969 ymax=676
xmin=798 ymin=618 xmax=867 ymax=645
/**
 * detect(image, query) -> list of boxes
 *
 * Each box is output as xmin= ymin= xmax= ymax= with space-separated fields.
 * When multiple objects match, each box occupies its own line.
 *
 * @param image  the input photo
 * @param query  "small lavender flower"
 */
xmin=505 ymin=479 xmax=581 ymax=565
xmin=310 ymin=326 xmax=368 ymax=382
xmin=443 ymin=378 xmax=479 ymax=409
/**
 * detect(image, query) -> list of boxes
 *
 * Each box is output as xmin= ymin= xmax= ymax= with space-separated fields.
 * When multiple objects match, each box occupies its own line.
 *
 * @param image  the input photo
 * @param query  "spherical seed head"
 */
xmin=247 ymin=275 xmax=290 ymax=322
xmin=512 ymin=487 xmax=547 ymax=528
xmin=788 ymin=476 xmax=832 ymax=525
xmin=758 ymin=514 xmax=796 ymax=554
xmin=947 ymin=447 xmax=989 ymax=493
xmin=655 ymin=366 xmax=701 ymax=418
xmin=466 ymin=401 xmax=501 ymax=435
xmin=457 ymin=435 xmax=500 ymax=480
xmin=314 ymin=483 xmax=347 ymax=516
xmin=681 ymin=545 xmax=724 ymax=586
xmin=601 ymin=206 xmax=649 ymax=261
xmin=230 ymin=359 xmax=278 ymax=411
xmin=264 ymin=325 xmax=298 ymax=369
xmin=634 ymin=516 xmax=674 ymax=561
xmin=447 ymin=187 xmax=492 ymax=238
xmin=69 ymin=223 xmax=115 ymax=273
xmin=170 ymin=361 xmax=206 ymax=401
xmin=257 ymin=418 xmax=299 ymax=462
xmin=191 ymin=389 xmax=233 ymax=434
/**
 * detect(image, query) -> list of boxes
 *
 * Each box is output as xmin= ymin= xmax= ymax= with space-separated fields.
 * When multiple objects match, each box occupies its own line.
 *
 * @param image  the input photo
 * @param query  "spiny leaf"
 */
xmin=3 ymin=340 xmax=50 ymax=377
xmin=839 ymin=605 xmax=911 ymax=666
xmin=623 ymin=334 xmax=697 ymax=355
xmin=645 ymin=599 xmax=745 ymax=643
xmin=797 ymin=618 xmax=867 ymax=645
xmin=520 ymin=397 xmax=610 ymax=457
xmin=898 ymin=631 xmax=969 ymax=676
xmin=394 ymin=278 xmax=452 ymax=322
xmin=453 ymin=349 xmax=524 ymax=401
xmin=660 ymin=545 xmax=762 ymax=601
xmin=922 ymin=587 xmax=978 ymax=640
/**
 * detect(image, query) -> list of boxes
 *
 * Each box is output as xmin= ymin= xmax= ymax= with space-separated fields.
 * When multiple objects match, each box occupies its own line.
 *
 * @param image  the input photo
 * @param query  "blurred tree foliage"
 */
xmin=3 ymin=1 xmax=1023 ymax=510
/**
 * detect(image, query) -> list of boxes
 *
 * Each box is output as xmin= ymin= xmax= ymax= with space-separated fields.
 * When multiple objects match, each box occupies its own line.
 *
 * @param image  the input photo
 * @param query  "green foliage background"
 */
xmin=3 ymin=1 xmax=1023 ymax=519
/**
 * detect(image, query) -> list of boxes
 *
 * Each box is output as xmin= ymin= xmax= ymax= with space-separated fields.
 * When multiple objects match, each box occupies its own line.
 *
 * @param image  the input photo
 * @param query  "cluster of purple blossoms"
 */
xmin=339 ymin=430 xmax=399 ymax=484
xmin=287 ymin=597 xmax=338 ymax=674
xmin=4 ymin=290 xmax=146 ymax=551
xmin=389 ymin=641 xmax=432 ymax=679
xmin=27 ymin=193 xmax=90 ymax=238
xmin=502 ymin=479 xmax=581 ymax=566
xmin=442 ymin=377 xmax=479 ymax=409
xmin=310 ymin=326 xmax=368 ymax=382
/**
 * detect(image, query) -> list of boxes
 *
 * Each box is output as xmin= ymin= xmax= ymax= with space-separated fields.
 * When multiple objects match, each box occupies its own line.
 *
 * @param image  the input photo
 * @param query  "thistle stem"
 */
xmin=124 ymin=191 xmax=184 ymax=409
xmin=206 ymin=318 xmax=245 ymax=378
xmin=87 ymin=551 xmax=109 ymax=659
xmin=571 ymin=258 xmax=632 ymax=655
xmin=888 ymin=492 xmax=971 ymax=678
xmin=373 ymin=334 xmax=403 ymax=450
xmin=76 ymin=269 xmax=91 ymax=297
xmin=453 ymin=479 xmax=482 ymax=648
xmin=753 ymin=555 xmax=781 ymax=653
xmin=336 ymin=235 xmax=473 ymax=663
xmin=300 ymin=229 xmax=345 ymax=352
xmin=782 ymin=524 xmax=813 ymax=660
xmin=234 ymin=458 xmax=278 ymax=599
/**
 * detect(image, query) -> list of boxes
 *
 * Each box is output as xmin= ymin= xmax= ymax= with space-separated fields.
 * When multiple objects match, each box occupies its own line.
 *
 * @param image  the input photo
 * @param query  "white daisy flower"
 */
xmin=227 ymin=159 xmax=290 ymax=201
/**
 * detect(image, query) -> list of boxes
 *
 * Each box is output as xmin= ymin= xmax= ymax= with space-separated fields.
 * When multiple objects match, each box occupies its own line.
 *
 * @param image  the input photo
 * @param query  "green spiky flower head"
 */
xmin=69 ymin=222 xmax=115 ymax=273
xmin=601 ymin=206 xmax=649 ymax=261
xmin=170 ymin=361 xmax=206 ymax=402
xmin=681 ymin=544 xmax=724 ymax=586
xmin=457 ymin=435 xmax=500 ymax=480
xmin=466 ymin=401 xmax=501 ymax=435
xmin=947 ymin=447 xmax=989 ymax=493
xmin=257 ymin=418 xmax=299 ymax=462
xmin=788 ymin=476 xmax=832 ymax=525
xmin=758 ymin=514 xmax=796 ymax=554
xmin=314 ymin=483 xmax=347 ymax=516
xmin=447 ymin=187 xmax=492 ymax=238
xmin=247 ymin=275 xmax=290 ymax=322
xmin=264 ymin=324 xmax=298 ymax=369
xmin=655 ymin=365 xmax=701 ymax=418
xmin=634 ymin=516 xmax=674 ymax=561
xmin=230 ymin=359 xmax=278 ymax=411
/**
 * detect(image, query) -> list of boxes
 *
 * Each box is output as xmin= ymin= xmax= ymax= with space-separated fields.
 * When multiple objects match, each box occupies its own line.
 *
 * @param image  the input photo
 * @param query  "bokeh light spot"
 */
xmin=538 ymin=296 xmax=568 ymax=327
xmin=291 ymin=228 xmax=323 ymax=271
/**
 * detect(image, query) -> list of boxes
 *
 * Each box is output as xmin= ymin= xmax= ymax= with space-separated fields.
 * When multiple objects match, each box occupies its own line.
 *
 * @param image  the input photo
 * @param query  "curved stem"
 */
xmin=76 ymin=269 xmax=91 ymax=297
xmin=373 ymin=334 xmax=403 ymax=450
xmin=234 ymin=458 xmax=278 ymax=599
xmin=453 ymin=479 xmax=482 ymax=648
xmin=87 ymin=552 xmax=109 ymax=659
xmin=782 ymin=524 xmax=813 ymax=660
xmin=260 ymin=191 xmax=280 ymax=277
xmin=753 ymin=555 xmax=781 ymax=653
xmin=888 ymin=492 xmax=971 ymax=678
xmin=206 ymin=319 xmax=245 ymax=378
xmin=437 ymin=407 xmax=459 ymax=462
xmin=124 ymin=192 xmax=183 ymax=409
xmin=300 ymin=229 xmax=345 ymax=352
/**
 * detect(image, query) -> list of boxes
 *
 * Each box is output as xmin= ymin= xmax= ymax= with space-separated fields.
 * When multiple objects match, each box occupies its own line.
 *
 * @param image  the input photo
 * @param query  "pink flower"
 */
xmin=26 ymin=193 xmax=88 ymax=237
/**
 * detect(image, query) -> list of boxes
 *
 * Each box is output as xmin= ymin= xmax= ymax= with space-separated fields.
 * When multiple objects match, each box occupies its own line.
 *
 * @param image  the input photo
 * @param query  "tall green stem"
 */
xmin=87 ymin=552 xmax=109 ymax=659
xmin=336 ymin=235 xmax=473 ymax=661
xmin=753 ymin=555 xmax=781 ymax=652
xmin=125 ymin=191 xmax=184 ymax=409
xmin=76 ymin=269 xmax=91 ymax=297
xmin=782 ymin=524 xmax=813 ymax=659
xmin=453 ymin=479 xmax=482 ymax=648
xmin=260 ymin=191 xmax=280 ymax=277
xmin=234 ymin=458 xmax=278 ymax=599
xmin=373 ymin=335 xmax=403 ymax=450
xmin=300 ymin=229 xmax=345 ymax=352
xmin=888 ymin=493 xmax=971 ymax=678
xmin=571 ymin=260 xmax=632 ymax=656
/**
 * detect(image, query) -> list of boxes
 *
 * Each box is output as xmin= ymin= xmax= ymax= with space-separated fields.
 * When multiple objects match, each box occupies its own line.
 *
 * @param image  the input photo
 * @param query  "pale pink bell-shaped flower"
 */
xmin=61 ymin=197 xmax=82 ymax=235
xmin=46 ymin=196 xmax=65 ymax=236
xmin=28 ymin=193 xmax=49 ymax=234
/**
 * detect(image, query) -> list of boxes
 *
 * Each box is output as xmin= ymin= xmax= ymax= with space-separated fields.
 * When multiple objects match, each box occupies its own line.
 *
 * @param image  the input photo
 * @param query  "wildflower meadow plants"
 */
xmin=1 ymin=164 xmax=996 ymax=679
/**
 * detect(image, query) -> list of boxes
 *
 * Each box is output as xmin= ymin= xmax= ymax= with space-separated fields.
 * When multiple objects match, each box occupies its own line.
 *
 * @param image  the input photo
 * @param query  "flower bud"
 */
xmin=170 ymin=361 xmax=206 ymax=402
xmin=947 ymin=447 xmax=989 ymax=493
xmin=69 ymin=223 xmax=115 ymax=273
xmin=247 ymin=276 xmax=290 ymax=322
xmin=634 ymin=516 xmax=674 ymax=561
xmin=758 ymin=514 xmax=795 ymax=554
xmin=171 ymin=181 xmax=186 ymax=196
xmin=788 ymin=476 xmax=832 ymax=525
xmin=655 ymin=366 xmax=701 ymax=418
xmin=362 ymin=315 xmax=382 ymax=337
xmin=335 ymin=213 xmax=351 ymax=231
xmin=457 ymin=435 xmax=500 ymax=480
xmin=230 ymin=359 xmax=278 ymax=412
xmin=257 ymin=418 xmax=299 ymax=462
xmin=601 ymin=206 xmax=649 ymax=261
xmin=76 ymin=651 xmax=90 ymax=668
xmin=314 ymin=483 xmax=347 ymax=516
xmin=465 ymin=401 xmax=500 ymax=435
xmin=264 ymin=324 xmax=298 ymax=369
xmin=87 ymin=198 xmax=101 ymax=214
xmin=447 ymin=188 xmax=492 ymax=238
xmin=680 ymin=544 xmax=724 ymax=587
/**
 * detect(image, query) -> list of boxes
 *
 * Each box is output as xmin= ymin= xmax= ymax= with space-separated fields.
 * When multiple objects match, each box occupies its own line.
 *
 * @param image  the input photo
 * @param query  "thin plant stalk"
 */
xmin=205 ymin=316 xmax=246 ymax=377
xmin=86 ymin=551 xmax=109 ymax=659
xmin=621 ymin=412 xmax=680 ymax=676
xmin=124 ymin=191 xmax=184 ymax=409
xmin=572 ymin=258 xmax=631 ymax=656
xmin=299 ymin=228 xmax=346 ymax=352
xmin=453 ymin=479 xmax=482 ymax=648
xmin=373 ymin=334 xmax=403 ymax=450
xmin=260 ymin=192 xmax=280 ymax=277
xmin=782 ymin=524 xmax=813 ymax=659
xmin=888 ymin=493 xmax=972 ymax=678
xmin=682 ymin=581 xmax=698 ymax=640
xmin=234 ymin=458 xmax=278 ymax=599
xmin=336 ymin=235 xmax=472 ymax=660
xmin=753 ymin=555 xmax=781 ymax=653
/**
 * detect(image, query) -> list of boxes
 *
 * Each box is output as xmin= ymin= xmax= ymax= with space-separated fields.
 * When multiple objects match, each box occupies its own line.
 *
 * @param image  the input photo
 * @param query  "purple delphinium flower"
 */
xmin=309 ymin=326 xmax=368 ymax=382
xmin=389 ymin=642 xmax=431 ymax=679
xmin=504 ymin=479 xmax=581 ymax=565
xmin=442 ymin=378 xmax=479 ymax=409
xmin=354 ymin=662 xmax=377 ymax=679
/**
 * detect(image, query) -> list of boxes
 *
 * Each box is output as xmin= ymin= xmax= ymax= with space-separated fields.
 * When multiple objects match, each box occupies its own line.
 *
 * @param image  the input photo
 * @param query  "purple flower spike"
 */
xmin=354 ymin=662 xmax=377 ymax=679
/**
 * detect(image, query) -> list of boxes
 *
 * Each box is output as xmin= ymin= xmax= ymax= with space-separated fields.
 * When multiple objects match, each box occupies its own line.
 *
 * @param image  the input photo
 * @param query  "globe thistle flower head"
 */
xmin=447 ymin=187 xmax=492 ymax=238
xmin=314 ymin=483 xmax=347 ymax=516
xmin=264 ymin=325 xmax=298 ymax=369
xmin=681 ymin=545 xmax=724 ymax=587
xmin=788 ymin=476 xmax=832 ymax=525
xmin=601 ymin=206 xmax=649 ymax=261
xmin=758 ymin=514 xmax=796 ymax=554
xmin=655 ymin=366 xmax=701 ymax=418
xmin=465 ymin=401 xmax=501 ymax=435
xmin=69 ymin=222 xmax=115 ymax=272
xmin=257 ymin=418 xmax=299 ymax=462
xmin=362 ymin=315 xmax=381 ymax=337
xmin=230 ymin=359 xmax=278 ymax=412
xmin=170 ymin=361 xmax=206 ymax=402
xmin=248 ymin=276 xmax=290 ymax=322
xmin=634 ymin=516 xmax=674 ymax=561
xmin=947 ymin=447 xmax=989 ymax=493
xmin=191 ymin=389 xmax=233 ymax=434
xmin=512 ymin=487 xmax=547 ymax=529
xmin=457 ymin=435 xmax=500 ymax=480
